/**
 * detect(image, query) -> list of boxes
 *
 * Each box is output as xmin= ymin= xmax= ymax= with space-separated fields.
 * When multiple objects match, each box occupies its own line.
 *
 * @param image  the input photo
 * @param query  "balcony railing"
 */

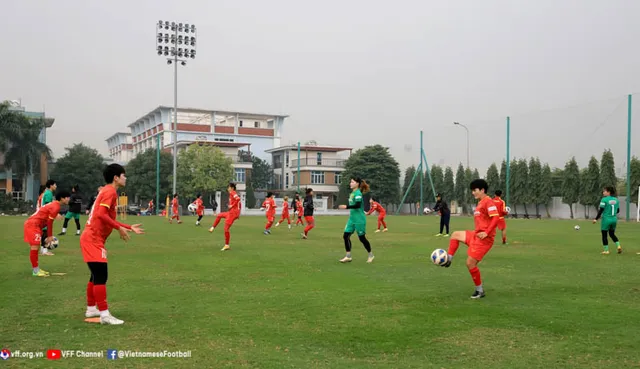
xmin=227 ymin=155 xmax=252 ymax=164
xmin=290 ymin=158 xmax=345 ymax=168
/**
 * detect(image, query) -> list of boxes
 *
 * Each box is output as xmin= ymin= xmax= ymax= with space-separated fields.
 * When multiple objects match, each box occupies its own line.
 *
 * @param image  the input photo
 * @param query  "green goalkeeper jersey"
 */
xmin=599 ymin=196 xmax=619 ymax=221
xmin=348 ymin=189 xmax=366 ymax=223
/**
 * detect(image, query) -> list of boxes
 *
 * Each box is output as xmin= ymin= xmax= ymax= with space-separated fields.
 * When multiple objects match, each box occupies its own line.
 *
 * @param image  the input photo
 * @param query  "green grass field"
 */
xmin=1 ymin=214 xmax=640 ymax=368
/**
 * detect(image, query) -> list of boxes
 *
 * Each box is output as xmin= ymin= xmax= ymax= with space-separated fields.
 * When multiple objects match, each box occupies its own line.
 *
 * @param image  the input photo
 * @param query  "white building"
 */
xmin=105 ymin=132 xmax=133 ymax=165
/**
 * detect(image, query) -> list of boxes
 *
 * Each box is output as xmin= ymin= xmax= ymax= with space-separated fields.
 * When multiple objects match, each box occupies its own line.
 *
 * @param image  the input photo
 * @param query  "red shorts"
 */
xmin=24 ymin=226 xmax=42 ymax=246
xmin=197 ymin=210 xmax=203 ymax=216
xmin=465 ymin=230 xmax=494 ymax=261
xmin=497 ymin=218 xmax=506 ymax=230
xmin=281 ymin=212 xmax=289 ymax=218
xmin=80 ymin=233 xmax=108 ymax=262
xmin=224 ymin=212 xmax=239 ymax=226
xmin=266 ymin=213 xmax=275 ymax=222
xmin=172 ymin=207 xmax=178 ymax=214
xmin=304 ymin=216 xmax=314 ymax=225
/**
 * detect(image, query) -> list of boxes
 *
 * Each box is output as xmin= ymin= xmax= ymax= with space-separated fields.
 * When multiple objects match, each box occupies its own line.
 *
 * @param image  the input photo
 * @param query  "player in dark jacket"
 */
xmin=433 ymin=193 xmax=451 ymax=237
xmin=59 ymin=185 xmax=83 ymax=235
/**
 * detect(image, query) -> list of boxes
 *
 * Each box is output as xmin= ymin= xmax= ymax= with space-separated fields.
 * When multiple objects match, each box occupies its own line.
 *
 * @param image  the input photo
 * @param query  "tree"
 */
xmin=239 ymin=150 xmax=272 ymax=190
xmin=528 ymin=158 xmax=542 ymax=217
xmin=0 ymin=102 xmax=23 ymax=153
xmin=579 ymin=156 xmax=600 ymax=218
xmin=125 ymin=148 xmax=173 ymax=202
xmin=50 ymin=144 xmax=104 ymax=198
xmin=539 ymin=163 xmax=553 ymax=217
xmin=628 ymin=156 xmax=640 ymax=204
xmin=516 ymin=159 xmax=529 ymax=216
xmin=486 ymin=163 xmax=500 ymax=193
xmin=600 ymin=149 xmax=617 ymax=189
xmin=245 ymin=184 xmax=257 ymax=208
xmin=430 ymin=165 xmax=444 ymax=198
xmin=464 ymin=167 xmax=474 ymax=212
xmin=508 ymin=160 xmax=519 ymax=216
xmin=340 ymin=145 xmax=401 ymax=206
xmin=443 ymin=166 xmax=455 ymax=203
xmin=176 ymin=145 xmax=234 ymax=198
xmin=401 ymin=166 xmax=419 ymax=213
xmin=561 ymin=157 xmax=581 ymax=219
xmin=454 ymin=163 xmax=466 ymax=213
xmin=499 ymin=160 xmax=507 ymax=192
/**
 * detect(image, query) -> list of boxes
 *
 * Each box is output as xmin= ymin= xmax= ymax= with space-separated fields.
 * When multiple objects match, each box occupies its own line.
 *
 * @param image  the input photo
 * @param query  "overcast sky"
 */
xmin=2 ymin=0 xmax=640 ymax=174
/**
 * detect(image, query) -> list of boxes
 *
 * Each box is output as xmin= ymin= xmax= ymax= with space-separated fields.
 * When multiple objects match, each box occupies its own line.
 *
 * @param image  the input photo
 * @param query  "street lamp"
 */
xmin=453 ymin=122 xmax=470 ymax=169
xmin=156 ymin=20 xmax=197 ymax=197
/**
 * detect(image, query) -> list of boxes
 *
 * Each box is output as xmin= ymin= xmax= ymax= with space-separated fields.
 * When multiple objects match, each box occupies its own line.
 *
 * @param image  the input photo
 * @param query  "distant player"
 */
xmin=148 ymin=199 xmax=154 ymax=215
xmin=40 ymin=179 xmax=57 ymax=256
xmin=442 ymin=179 xmax=499 ymax=299
xmin=24 ymin=190 xmax=71 ymax=277
xmin=493 ymin=190 xmax=508 ymax=244
xmin=275 ymin=195 xmax=292 ymax=229
xmin=80 ymin=164 xmax=144 ymax=325
xmin=301 ymin=188 xmax=315 ymax=239
xmin=338 ymin=178 xmax=374 ymax=263
xmin=169 ymin=194 xmax=182 ymax=224
xmin=261 ymin=192 xmax=276 ymax=235
xmin=593 ymin=186 xmax=621 ymax=255
xmin=433 ymin=193 xmax=451 ymax=237
xmin=192 ymin=194 xmax=205 ymax=226
xmin=209 ymin=183 xmax=242 ymax=251
xmin=59 ymin=185 xmax=83 ymax=236
xmin=366 ymin=198 xmax=387 ymax=233
xmin=295 ymin=195 xmax=305 ymax=226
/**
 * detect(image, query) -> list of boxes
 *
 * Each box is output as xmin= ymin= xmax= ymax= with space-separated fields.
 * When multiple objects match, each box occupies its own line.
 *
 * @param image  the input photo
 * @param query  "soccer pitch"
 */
xmin=1 ymin=215 xmax=640 ymax=368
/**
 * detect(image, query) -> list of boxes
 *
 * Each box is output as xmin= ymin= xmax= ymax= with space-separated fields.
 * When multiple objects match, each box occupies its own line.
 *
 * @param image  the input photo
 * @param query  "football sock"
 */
xmin=475 ymin=284 xmax=484 ymax=293
xmin=93 ymin=284 xmax=108 ymax=311
xmin=346 ymin=252 xmax=351 ymax=258
xmin=469 ymin=267 xmax=482 ymax=288
xmin=368 ymin=252 xmax=374 ymax=258
xmin=100 ymin=309 xmax=111 ymax=318
xmin=87 ymin=282 xmax=96 ymax=306
xmin=61 ymin=227 xmax=67 ymax=233
xmin=616 ymin=241 xmax=621 ymax=247
xmin=30 ymin=249 xmax=38 ymax=268
xmin=603 ymin=245 xmax=609 ymax=252
xmin=448 ymin=239 xmax=460 ymax=256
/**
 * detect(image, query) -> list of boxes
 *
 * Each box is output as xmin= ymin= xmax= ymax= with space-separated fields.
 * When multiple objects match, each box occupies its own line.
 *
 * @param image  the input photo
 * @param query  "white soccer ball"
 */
xmin=423 ymin=207 xmax=432 ymax=214
xmin=574 ymin=225 xmax=580 ymax=230
xmin=187 ymin=203 xmax=197 ymax=213
xmin=46 ymin=237 xmax=59 ymax=250
xmin=431 ymin=248 xmax=449 ymax=266
xmin=505 ymin=206 xmax=511 ymax=214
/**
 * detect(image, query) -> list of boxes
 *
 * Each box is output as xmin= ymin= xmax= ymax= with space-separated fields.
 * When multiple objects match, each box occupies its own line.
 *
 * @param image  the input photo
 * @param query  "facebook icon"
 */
xmin=106 ymin=349 xmax=118 ymax=360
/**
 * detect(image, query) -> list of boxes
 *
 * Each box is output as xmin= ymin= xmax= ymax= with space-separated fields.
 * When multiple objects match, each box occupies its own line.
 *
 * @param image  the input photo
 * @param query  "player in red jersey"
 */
xmin=366 ymin=198 xmax=388 ymax=233
xmin=209 ymin=183 xmax=241 ymax=251
xmin=493 ymin=190 xmax=508 ymax=244
xmin=80 ymin=164 xmax=144 ymax=325
xmin=275 ymin=195 xmax=292 ymax=229
xmin=24 ymin=190 xmax=71 ymax=277
xmin=301 ymin=188 xmax=315 ymax=239
xmin=442 ymin=179 xmax=499 ymax=299
xmin=295 ymin=196 xmax=305 ymax=226
xmin=261 ymin=192 xmax=276 ymax=235
xmin=169 ymin=193 xmax=182 ymax=224
xmin=192 ymin=194 xmax=205 ymax=226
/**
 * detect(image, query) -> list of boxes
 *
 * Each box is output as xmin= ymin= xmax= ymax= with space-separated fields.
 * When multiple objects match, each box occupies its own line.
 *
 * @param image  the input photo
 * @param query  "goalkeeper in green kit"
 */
xmin=338 ymin=177 xmax=374 ymax=263
xmin=593 ymin=186 xmax=622 ymax=255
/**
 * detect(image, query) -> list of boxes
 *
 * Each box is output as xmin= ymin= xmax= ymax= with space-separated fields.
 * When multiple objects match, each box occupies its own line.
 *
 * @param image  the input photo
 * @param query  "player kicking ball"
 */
xmin=441 ymin=179 xmax=499 ymax=299
xmin=593 ymin=186 xmax=622 ymax=255
xmin=209 ymin=183 xmax=241 ymax=251
xmin=81 ymin=164 xmax=144 ymax=325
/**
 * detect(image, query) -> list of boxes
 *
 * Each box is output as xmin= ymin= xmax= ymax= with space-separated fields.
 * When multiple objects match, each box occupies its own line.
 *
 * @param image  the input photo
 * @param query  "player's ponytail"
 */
xmin=352 ymin=177 xmax=370 ymax=193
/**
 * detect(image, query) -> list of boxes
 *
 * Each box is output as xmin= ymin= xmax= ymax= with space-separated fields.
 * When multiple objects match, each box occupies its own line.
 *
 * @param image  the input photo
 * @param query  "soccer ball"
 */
xmin=431 ymin=248 xmax=449 ymax=266
xmin=574 ymin=225 xmax=580 ymax=230
xmin=505 ymin=206 xmax=511 ymax=214
xmin=187 ymin=203 xmax=197 ymax=213
xmin=46 ymin=237 xmax=59 ymax=250
xmin=423 ymin=207 xmax=432 ymax=215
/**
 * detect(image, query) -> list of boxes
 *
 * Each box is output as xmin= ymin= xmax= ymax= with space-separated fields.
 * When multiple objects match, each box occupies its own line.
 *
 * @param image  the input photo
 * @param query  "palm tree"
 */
xmin=0 ymin=102 xmax=23 ymax=153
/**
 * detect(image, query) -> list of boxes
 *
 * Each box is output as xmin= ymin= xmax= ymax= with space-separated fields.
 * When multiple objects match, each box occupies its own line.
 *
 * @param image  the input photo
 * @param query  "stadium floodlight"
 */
xmin=155 ymin=20 xmax=197 ymax=197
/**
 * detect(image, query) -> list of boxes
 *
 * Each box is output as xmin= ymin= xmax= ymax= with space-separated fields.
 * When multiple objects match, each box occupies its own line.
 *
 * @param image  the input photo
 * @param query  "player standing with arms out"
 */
xmin=209 ymin=183 xmax=241 ymax=251
xmin=493 ymin=190 xmax=508 ymax=244
xmin=24 ymin=191 xmax=71 ymax=277
xmin=366 ymin=198 xmax=387 ymax=233
xmin=295 ymin=195 xmax=305 ymax=226
xmin=169 ymin=194 xmax=182 ymax=224
xmin=338 ymin=178 xmax=374 ymax=263
xmin=433 ymin=193 xmax=451 ymax=237
xmin=442 ymin=179 xmax=499 ymax=299
xmin=193 ymin=194 xmax=205 ymax=226
xmin=81 ymin=164 xmax=144 ymax=325
xmin=593 ymin=186 xmax=622 ymax=255
xmin=275 ymin=196 xmax=292 ymax=229
xmin=40 ymin=180 xmax=57 ymax=256
xmin=261 ymin=192 xmax=276 ymax=235
xmin=59 ymin=185 xmax=83 ymax=236
xmin=301 ymin=188 xmax=315 ymax=239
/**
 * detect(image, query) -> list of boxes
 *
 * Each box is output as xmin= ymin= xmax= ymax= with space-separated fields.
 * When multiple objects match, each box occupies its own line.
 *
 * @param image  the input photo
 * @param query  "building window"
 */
xmin=273 ymin=155 xmax=282 ymax=168
xmin=234 ymin=168 xmax=246 ymax=183
xmin=311 ymin=171 xmax=325 ymax=184
xmin=239 ymin=120 xmax=243 ymax=127
xmin=316 ymin=152 xmax=322 ymax=165
xmin=254 ymin=121 xmax=259 ymax=128
xmin=285 ymin=173 xmax=289 ymax=188
xmin=285 ymin=151 xmax=289 ymax=167
xmin=335 ymin=172 xmax=342 ymax=184
xmin=316 ymin=194 xmax=322 ymax=199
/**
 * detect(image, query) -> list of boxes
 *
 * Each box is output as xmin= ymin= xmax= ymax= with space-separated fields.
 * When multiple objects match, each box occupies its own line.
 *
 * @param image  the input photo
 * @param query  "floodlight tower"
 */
xmin=156 ymin=20 xmax=197 ymax=196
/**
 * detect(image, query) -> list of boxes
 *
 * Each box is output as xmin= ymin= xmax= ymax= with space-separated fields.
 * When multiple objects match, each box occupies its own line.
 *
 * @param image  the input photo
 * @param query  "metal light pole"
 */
xmin=156 ymin=20 xmax=197 ymax=195
xmin=453 ymin=122 xmax=470 ymax=168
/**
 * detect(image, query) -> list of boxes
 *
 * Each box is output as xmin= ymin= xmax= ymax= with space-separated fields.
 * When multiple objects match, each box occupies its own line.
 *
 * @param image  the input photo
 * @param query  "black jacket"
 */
xmin=69 ymin=193 xmax=83 ymax=213
xmin=433 ymin=199 xmax=450 ymax=215
xmin=303 ymin=195 xmax=314 ymax=216
xmin=87 ymin=193 xmax=98 ymax=212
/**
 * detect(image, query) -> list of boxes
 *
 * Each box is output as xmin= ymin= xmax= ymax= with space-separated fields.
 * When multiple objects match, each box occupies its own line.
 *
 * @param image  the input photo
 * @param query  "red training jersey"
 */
xmin=36 ymin=193 xmax=44 ymax=210
xmin=195 ymin=198 xmax=204 ymax=213
xmin=25 ymin=201 xmax=61 ymax=237
xmin=262 ymin=198 xmax=276 ymax=215
xmin=367 ymin=201 xmax=386 ymax=216
xmin=172 ymin=198 xmax=178 ymax=210
xmin=82 ymin=186 xmax=129 ymax=246
xmin=296 ymin=200 xmax=303 ymax=214
xmin=493 ymin=196 xmax=507 ymax=218
xmin=474 ymin=196 xmax=500 ymax=237
xmin=282 ymin=201 xmax=289 ymax=214
xmin=228 ymin=190 xmax=241 ymax=214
